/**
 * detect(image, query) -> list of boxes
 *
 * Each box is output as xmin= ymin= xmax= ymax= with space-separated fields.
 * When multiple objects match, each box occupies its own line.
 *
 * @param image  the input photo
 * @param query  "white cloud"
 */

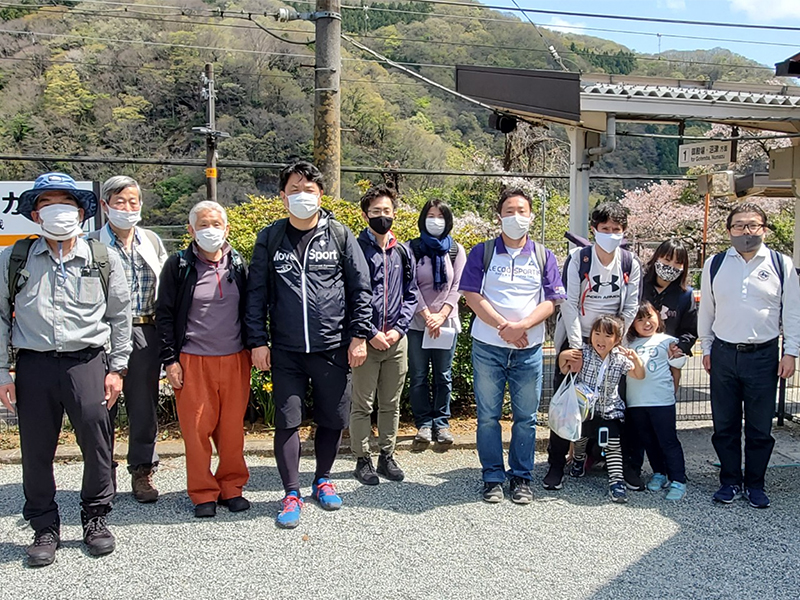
xmin=728 ymin=0 xmax=796 ymax=21
xmin=658 ymin=0 xmax=686 ymax=9
xmin=542 ymin=17 xmax=586 ymax=35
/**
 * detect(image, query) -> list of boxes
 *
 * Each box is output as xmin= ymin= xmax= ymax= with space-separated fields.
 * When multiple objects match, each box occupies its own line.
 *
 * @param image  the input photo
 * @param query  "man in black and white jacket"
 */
xmin=245 ymin=161 xmax=372 ymax=529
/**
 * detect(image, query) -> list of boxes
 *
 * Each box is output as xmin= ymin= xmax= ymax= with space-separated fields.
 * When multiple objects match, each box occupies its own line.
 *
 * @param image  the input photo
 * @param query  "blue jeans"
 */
xmin=407 ymin=329 xmax=456 ymax=431
xmin=472 ymin=339 xmax=543 ymax=482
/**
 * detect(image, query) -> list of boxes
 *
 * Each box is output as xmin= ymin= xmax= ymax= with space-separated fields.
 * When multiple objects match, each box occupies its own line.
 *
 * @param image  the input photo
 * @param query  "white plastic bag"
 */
xmin=548 ymin=373 xmax=583 ymax=442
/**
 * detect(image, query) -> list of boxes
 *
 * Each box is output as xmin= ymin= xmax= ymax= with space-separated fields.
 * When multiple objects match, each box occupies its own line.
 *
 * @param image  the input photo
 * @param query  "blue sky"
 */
xmin=508 ymin=0 xmax=798 ymax=69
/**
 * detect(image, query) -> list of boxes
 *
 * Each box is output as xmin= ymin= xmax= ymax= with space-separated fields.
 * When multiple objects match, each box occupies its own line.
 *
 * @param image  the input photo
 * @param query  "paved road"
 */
xmin=1 ymin=425 xmax=800 ymax=600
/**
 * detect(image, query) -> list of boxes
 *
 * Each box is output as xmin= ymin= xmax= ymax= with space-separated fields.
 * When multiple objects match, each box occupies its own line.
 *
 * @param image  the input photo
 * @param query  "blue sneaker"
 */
xmin=665 ymin=481 xmax=687 ymax=501
xmin=609 ymin=482 xmax=628 ymax=503
xmin=276 ymin=491 xmax=304 ymax=529
xmin=647 ymin=473 xmax=669 ymax=492
xmin=744 ymin=487 xmax=771 ymax=509
xmin=312 ymin=478 xmax=342 ymax=511
xmin=569 ymin=459 xmax=586 ymax=478
xmin=712 ymin=484 xmax=742 ymax=504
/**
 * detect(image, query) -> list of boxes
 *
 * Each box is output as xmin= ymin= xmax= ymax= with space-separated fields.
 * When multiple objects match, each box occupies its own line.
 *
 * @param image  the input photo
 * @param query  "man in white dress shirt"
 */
xmin=699 ymin=202 xmax=800 ymax=509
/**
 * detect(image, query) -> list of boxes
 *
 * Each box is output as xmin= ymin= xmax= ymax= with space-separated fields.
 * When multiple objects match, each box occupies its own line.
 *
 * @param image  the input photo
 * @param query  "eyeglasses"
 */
xmin=730 ymin=223 xmax=765 ymax=234
xmin=367 ymin=209 xmax=393 ymax=218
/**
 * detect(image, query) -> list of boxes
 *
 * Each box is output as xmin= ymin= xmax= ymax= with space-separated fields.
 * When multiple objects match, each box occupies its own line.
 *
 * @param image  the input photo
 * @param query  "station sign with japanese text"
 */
xmin=678 ymin=141 xmax=733 ymax=168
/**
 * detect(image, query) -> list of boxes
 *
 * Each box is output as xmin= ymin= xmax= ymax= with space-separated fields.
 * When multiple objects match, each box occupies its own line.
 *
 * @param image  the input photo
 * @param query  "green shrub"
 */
xmin=224 ymin=195 xmax=492 ymax=425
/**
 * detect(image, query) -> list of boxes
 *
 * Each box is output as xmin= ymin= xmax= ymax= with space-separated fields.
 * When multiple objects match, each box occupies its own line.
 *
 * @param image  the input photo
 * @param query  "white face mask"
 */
xmin=425 ymin=217 xmax=446 ymax=237
xmin=286 ymin=192 xmax=320 ymax=220
xmin=500 ymin=214 xmax=531 ymax=240
xmin=194 ymin=226 xmax=226 ymax=253
xmin=106 ymin=207 xmax=141 ymax=230
xmin=594 ymin=229 xmax=624 ymax=253
xmin=38 ymin=204 xmax=82 ymax=241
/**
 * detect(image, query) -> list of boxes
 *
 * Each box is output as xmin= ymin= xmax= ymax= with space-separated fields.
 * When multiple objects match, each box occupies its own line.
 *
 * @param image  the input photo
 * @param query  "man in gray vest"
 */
xmin=90 ymin=176 xmax=168 ymax=503
xmin=0 ymin=173 xmax=131 ymax=566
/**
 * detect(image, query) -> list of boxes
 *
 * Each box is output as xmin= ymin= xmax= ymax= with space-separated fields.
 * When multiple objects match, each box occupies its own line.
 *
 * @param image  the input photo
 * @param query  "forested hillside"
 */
xmin=0 ymin=0 xmax=780 ymax=224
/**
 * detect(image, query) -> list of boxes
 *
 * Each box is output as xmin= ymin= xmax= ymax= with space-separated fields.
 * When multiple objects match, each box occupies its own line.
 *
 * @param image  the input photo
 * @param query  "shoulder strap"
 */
xmin=448 ymin=242 xmax=459 ymax=265
xmin=770 ymin=249 xmax=785 ymax=325
xmin=577 ymin=245 xmax=593 ymax=283
xmin=328 ymin=218 xmax=348 ymax=259
xmin=709 ymin=252 xmax=726 ymax=299
xmin=533 ymin=241 xmax=547 ymax=275
xmin=86 ymin=238 xmax=110 ymax=302
xmin=482 ymin=240 xmax=494 ymax=274
xmin=396 ymin=242 xmax=413 ymax=286
xmin=620 ymin=248 xmax=633 ymax=282
xmin=142 ymin=228 xmax=160 ymax=251
xmin=8 ymin=236 xmax=38 ymax=312
xmin=409 ymin=238 xmax=423 ymax=262
xmin=266 ymin=219 xmax=289 ymax=262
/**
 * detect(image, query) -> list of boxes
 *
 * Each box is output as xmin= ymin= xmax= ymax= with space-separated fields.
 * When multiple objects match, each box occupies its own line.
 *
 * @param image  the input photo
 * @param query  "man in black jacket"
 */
xmin=245 ymin=162 xmax=372 ymax=529
xmin=156 ymin=201 xmax=251 ymax=518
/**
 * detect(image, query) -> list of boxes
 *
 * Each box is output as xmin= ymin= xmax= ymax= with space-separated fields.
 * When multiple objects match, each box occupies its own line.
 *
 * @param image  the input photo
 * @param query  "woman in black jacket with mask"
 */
xmin=641 ymin=238 xmax=698 ymax=357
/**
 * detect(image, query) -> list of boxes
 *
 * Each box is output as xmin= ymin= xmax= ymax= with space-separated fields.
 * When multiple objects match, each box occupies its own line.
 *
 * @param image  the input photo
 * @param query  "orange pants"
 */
xmin=175 ymin=350 xmax=251 ymax=505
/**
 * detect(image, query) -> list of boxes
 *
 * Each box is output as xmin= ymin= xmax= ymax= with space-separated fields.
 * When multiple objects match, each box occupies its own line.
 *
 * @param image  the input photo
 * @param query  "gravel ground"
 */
xmin=1 ymin=427 xmax=800 ymax=600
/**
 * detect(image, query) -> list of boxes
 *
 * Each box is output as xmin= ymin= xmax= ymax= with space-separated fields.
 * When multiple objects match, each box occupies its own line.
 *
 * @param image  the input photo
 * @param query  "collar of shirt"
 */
xmin=495 ymin=235 xmax=534 ymax=256
xmin=192 ymin=241 xmax=232 ymax=264
xmin=366 ymin=229 xmax=396 ymax=249
xmin=107 ymin=223 xmax=141 ymax=249
xmin=33 ymin=235 xmax=90 ymax=264
xmin=726 ymin=241 xmax=770 ymax=262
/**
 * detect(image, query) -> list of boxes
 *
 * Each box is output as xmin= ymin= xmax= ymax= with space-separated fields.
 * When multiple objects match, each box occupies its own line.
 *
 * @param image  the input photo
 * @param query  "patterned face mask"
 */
xmin=654 ymin=261 xmax=683 ymax=282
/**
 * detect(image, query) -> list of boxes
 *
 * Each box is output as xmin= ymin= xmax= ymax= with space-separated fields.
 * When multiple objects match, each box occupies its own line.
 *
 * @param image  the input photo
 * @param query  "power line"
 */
xmin=0 ymin=26 xmax=315 ymax=59
xmin=0 ymin=3 xmax=781 ymax=73
xmin=0 ymin=55 xmax=429 ymax=86
xmin=0 ymin=153 xmax=693 ymax=180
xmin=345 ymin=0 xmax=800 ymax=33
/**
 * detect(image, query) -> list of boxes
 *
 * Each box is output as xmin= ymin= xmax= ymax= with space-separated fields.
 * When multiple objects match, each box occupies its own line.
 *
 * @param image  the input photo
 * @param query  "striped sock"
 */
xmin=606 ymin=438 xmax=623 ymax=483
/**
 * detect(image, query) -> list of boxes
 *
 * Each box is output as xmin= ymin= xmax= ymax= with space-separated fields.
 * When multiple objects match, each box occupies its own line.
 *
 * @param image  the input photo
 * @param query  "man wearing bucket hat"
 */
xmin=0 ymin=173 xmax=132 ymax=567
xmin=89 ymin=176 xmax=168 ymax=504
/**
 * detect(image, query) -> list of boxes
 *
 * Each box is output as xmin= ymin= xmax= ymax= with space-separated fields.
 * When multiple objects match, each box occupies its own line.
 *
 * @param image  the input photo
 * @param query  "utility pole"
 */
xmin=193 ymin=63 xmax=229 ymax=202
xmin=313 ymin=0 xmax=342 ymax=198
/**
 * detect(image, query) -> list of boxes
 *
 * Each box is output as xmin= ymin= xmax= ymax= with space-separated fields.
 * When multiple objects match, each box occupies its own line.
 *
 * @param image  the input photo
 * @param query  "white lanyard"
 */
xmin=594 ymin=354 xmax=611 ymax=398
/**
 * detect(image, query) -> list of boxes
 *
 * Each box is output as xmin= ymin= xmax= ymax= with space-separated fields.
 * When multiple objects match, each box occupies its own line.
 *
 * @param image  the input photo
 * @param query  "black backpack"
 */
xmin=8 ymin=236 xmax=110 ymax=313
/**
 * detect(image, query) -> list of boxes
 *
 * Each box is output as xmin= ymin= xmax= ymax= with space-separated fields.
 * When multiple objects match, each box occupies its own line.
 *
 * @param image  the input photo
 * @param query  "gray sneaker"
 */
xmin=510 ymin=477 xmax=533 ymax=505
xmin=435 ymin=428 xmax=454 ymax=445
xmin=415 ymin=426 xmax=433 ymax=443
xmin=482 ymin=482 xmax=504 ymax=503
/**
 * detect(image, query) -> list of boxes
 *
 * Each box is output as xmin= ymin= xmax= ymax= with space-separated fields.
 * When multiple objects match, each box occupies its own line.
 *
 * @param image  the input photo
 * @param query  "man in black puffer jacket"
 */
xmin=245 ymin=161 xmax=372 ymax=529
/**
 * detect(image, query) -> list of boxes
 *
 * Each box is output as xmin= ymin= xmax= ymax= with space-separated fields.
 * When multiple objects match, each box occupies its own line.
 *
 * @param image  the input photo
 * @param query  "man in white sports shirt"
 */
xmin=544 ymin=202 xmax=641 ymax=491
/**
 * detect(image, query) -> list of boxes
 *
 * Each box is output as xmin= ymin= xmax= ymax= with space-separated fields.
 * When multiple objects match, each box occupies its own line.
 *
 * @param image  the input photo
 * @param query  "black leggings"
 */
xmin=274 ymin=426 xmax=343 ymax=493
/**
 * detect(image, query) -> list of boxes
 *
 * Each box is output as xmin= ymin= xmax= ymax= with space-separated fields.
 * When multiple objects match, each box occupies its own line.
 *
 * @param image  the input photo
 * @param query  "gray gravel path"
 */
xmin=1 ymin=426 xmax=800 ymax=600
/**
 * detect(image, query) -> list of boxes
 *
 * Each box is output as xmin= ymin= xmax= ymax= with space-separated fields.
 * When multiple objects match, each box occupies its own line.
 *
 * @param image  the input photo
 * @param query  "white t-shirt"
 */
xmin=579 ymin=247 xmax=623 ymax=337
xmin=472 ymin=247 xmax=544 ymax=349
xmin=625 ymin=333 xmax=679 ymax=408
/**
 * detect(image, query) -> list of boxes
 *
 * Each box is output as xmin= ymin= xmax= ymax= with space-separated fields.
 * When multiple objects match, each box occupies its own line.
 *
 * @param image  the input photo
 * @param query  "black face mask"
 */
xmin=369 ymin=216 xmax=393 ymax=235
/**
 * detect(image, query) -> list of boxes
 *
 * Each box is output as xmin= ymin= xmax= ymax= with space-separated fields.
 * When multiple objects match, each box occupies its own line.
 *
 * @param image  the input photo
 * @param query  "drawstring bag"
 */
xmin=548 ymin=373 xmax=583 ymax=442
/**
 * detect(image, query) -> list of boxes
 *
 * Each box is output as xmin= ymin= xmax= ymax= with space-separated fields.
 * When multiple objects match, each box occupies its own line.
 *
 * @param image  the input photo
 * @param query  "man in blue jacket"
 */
xmin=350 ymin=185 xmax=419 ymax=485
xmin=245 ymin=162 xmax=373 ymax=529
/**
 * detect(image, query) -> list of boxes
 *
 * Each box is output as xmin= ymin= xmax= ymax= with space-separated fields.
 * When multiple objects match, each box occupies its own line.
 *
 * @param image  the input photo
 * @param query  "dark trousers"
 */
xmin=710 ymin=338 xmax=779 ymax=490
xmin=109 ymin=324 xmax=161 ymax=470
xmin=16 ymin=348 xmax=114 ymax=532
xmin=272 ymin=346 xmax=351 ymax=492
xmin=626 ymin=405 xmax=686 ymax=484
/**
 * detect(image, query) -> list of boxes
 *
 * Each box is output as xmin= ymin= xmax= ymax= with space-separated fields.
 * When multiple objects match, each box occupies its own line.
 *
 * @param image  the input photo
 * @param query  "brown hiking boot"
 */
xmin=131 ymin=467 xmax=159 ymax=503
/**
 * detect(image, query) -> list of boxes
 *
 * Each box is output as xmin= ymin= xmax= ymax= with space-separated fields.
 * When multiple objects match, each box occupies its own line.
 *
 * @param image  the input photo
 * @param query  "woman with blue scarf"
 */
xmin=407 ymin=199 xmax=466 ymax=448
